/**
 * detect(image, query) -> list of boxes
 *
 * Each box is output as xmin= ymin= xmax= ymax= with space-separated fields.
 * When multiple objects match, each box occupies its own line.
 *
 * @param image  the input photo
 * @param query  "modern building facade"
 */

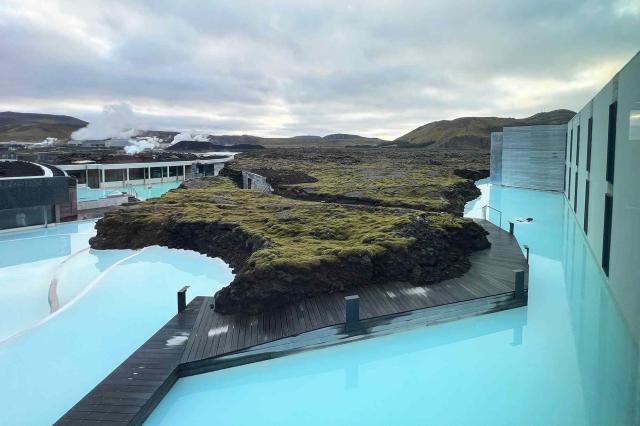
xmin=490 ymin=124 xmax=567 ymax=191
xmin=57 ymin=157 xmax=229 ymax=189
xmin=564 ymin=51 xmax=640 ymax=340
xmin=0 ymin=160 xmax=77 ymax=230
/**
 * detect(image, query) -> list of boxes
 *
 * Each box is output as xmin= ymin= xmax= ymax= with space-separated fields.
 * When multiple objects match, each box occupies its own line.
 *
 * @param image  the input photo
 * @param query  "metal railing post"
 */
xmin=345 ymin=295 xmax=360 ymax=332
xmin=177 ymin=286 xmax=190 ymax=313
xmin=524 ymin=245 xmax=530 ymax=263
xmin=514 ymin=270 xmax=525 ymax=300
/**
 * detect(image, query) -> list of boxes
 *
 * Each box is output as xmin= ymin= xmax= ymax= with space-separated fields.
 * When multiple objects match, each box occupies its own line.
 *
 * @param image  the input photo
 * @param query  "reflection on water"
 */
xmin=148 ymin=182 xmax=639 ymax=426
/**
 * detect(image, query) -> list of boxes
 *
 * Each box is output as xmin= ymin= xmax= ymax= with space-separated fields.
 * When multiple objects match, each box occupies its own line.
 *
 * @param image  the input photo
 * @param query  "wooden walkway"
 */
xmin=57 ymin=219 xmax=528 ymax=425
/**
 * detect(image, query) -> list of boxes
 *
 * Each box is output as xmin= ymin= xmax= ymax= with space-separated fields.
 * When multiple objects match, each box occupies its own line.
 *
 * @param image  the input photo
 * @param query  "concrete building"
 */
xmin=564 ymin=51 xmax=640 ymax=340
xmin=0 ymin=160 xmax=77 ymax=230
xmin=490 ymin=124 xmax=567 ymax=191
xmin=68 ymin=138 xmax=131 ymax=148
xmin=57 ymin=157 xmax=228 ymax=189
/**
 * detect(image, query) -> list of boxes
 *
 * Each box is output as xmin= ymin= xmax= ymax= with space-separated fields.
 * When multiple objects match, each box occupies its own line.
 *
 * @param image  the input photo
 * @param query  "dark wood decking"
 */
xmin=57 ymin=219 xmax=528 ymax=425
xmin=56 ymin=298 xmax=204 ymax=425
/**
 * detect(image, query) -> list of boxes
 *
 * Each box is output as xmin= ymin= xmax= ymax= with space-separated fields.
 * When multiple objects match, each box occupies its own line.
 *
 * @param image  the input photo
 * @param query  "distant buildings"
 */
xmin=68 ymin=138 xmax=131 ymax=148
xmin=57 ymin=157 xmax=228 ymax=189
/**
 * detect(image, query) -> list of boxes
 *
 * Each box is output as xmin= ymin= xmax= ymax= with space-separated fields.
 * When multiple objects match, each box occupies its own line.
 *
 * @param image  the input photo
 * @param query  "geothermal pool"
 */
xmin=0 ymin=180 xmax=637 ymax=425
xmin=147 ymin=180 xmax=638 ymax=425
xmin=77 ymin=181 xmax=181 ymax=202
xmin=0 ymin=221 xmax=234 ymax=425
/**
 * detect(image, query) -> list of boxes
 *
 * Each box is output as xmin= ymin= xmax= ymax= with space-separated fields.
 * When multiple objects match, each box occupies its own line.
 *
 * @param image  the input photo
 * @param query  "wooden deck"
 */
xmin=57 ymin=219 xmax=528 ymax=425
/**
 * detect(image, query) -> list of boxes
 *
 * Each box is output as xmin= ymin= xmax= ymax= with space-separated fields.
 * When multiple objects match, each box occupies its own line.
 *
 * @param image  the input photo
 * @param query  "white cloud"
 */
xmin=1 ymin=0 xmax=639 ymax=140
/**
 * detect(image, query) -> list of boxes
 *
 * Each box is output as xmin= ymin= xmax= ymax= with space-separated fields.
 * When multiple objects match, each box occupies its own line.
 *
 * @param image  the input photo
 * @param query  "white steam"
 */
xmin=170 ymin=132 xmax=210 ymax=146
xmin=72 ymin=103 xmax=140 ymax=140
xmin=124 ymin=136 xmax=162 ymax=155
xmin=32 ymin=137 xmax=59 ymax=147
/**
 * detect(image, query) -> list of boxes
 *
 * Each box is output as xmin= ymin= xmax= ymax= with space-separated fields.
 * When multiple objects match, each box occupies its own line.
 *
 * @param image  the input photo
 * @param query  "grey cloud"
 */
xmin=1 ymin=0 xmax=639 ymax=139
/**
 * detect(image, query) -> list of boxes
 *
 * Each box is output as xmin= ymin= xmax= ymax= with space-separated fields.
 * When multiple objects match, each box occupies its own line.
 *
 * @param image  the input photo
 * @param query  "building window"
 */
xmin=150 ymin=167 xmax=163 ymax=179
xmin=104 ymin=169 xmax=125 ymax=182
xmin=586 ymin=117 xmax=593 ymax=172
xmin=569 ymin=128 xmax=574 ymax=163
xmin=567 ymin=168 xmax=572 ymax=200
xmin=565 ymin=131 xmax=569 ymax=161
xmin=606 ymin=102 xmax=617 ymax=183
xmin=602 ymin=194 xmax=613 ymax=275
xmin=630 ymin=110 xmax=640 ymax=141
xmin=584 ymin=180 xmax=590 ymax=234
xmin=574 ymin=171 xmax=578 ymax=212
xmin=576 ymin=125 xmax=580 ymax=166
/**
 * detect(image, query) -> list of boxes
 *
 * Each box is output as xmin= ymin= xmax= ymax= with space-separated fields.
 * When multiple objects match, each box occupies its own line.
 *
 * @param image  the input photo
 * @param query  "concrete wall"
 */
xmin=565 ymin=51 xmax=640 ymax=341
xmin=77 ymin=194 xmax=130 ymax=211
xmin=242 ymin=171 xmax=272 ymax=194
xmin=490 ymin=132 xmax=503 ymax=185
xmin=495 ymin=124 xmax=567 ymax=191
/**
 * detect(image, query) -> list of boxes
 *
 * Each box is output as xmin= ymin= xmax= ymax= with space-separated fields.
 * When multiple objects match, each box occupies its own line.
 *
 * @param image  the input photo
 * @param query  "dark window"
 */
xmin=574 ymin=171 xmax=578 ymax=211
xmin=565 ymin=131 xmax=569 ymax=161
xmin=606 ymin=102 xmax=617 ymax=183
xmin=586 ymin=117 xmax=593 ymax=172
xmin=584 ymin=180 xmax=590 ymax=234
xmin=567 ymin=168 xmax=572 ymax=200
xmin=602 ymin=194 xmax=613 ymax=275
xmin=569 ymin=128 xmax=574 ymax=163
xmin=576 ymin=125 xmax=580 ymax=166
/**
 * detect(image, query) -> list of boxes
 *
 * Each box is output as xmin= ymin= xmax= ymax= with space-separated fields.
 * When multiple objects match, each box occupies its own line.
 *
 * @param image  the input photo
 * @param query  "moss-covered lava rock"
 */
xmin=90 ymin=177 xmax=490 ymax=314
xmin=220 ymin=148 xmax=489 ymax=214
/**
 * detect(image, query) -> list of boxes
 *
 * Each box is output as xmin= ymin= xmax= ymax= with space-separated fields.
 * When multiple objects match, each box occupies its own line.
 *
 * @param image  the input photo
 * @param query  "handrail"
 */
xmin=125 ymin=184 xmax=139 ymax=198
xmin=482 ymin=204 xmax=503 ymax=228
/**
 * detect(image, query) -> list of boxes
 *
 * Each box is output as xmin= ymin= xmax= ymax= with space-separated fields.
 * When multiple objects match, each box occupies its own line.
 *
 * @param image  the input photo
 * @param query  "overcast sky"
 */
xmin=1 ymin=0 xmax=639 ymax=139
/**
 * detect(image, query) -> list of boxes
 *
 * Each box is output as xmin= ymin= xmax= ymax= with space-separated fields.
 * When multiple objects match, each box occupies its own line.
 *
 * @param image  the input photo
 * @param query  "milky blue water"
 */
xmin=147 ymin=180 xmax=639 ymax=425
xmin=0 ymin=221 xmax=234 ymax=425
xmin=77 ymin=181 xmax=181 ymax=201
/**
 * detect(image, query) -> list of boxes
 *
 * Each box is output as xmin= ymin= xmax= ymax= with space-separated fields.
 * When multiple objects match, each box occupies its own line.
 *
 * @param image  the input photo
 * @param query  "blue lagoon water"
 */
xmin=0 ymin=221 xmax=234 ymax=425
xmin=77 ymin=181 xmax=181 ymax=201
xmin=147 ymin=180 xmax=639 ymax=425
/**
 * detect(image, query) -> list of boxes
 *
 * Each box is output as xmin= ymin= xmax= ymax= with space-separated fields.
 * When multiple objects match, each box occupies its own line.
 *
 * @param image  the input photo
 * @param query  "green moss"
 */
xmin=131 ymin=177 xmax=423 ymax=271
xmin=225 ymin=148 xmax=486 ymax=212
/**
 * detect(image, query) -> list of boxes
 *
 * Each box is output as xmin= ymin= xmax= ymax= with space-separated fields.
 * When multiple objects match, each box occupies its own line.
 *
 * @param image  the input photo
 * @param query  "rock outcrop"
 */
xmin=90 ymin=176 xmax=490 ymax=314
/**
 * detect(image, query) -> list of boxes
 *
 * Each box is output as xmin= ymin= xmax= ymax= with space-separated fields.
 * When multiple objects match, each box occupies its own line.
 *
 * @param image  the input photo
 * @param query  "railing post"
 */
xmin=345 ymin=295 xmax=360 ymax=332
xmin=524 ymin=245 xmax=530 ymax=263
xmin=513 ymin=270 xmax=525 ymax=300
xmin=509 ymin=221 xmax=514 ymax=235
xmin=482 ymin=205 xmax=487 ymax=220
xmin=177 ymin=286 xmax=190 ymax=313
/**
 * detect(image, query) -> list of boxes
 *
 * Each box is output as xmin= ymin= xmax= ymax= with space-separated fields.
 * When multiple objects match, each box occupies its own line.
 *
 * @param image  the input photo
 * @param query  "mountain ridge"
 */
xmin=395 ymin=109 xmax=575 ymax=150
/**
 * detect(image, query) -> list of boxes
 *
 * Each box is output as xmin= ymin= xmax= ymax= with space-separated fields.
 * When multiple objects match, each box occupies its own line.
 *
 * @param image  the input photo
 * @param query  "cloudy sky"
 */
xmin=1 ymin=0 xmax=639 ymax=139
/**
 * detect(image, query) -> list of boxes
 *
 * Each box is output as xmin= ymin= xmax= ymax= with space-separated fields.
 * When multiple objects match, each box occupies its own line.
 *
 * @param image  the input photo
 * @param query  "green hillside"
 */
xmin=0 ymin=112 xmax=87 ymax=142
xmin=395 ymin=109 xmax=575 ymax=150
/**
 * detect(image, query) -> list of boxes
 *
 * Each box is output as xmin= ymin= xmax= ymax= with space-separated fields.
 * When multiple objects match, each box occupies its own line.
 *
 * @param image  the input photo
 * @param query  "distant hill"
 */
xmin=207 ymin=133 xmax=387 ymax=147
xmin=395 ymin=109 xmax=575 ymax=150
xmin=0 ymin=112 xmax=87 ymax=142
